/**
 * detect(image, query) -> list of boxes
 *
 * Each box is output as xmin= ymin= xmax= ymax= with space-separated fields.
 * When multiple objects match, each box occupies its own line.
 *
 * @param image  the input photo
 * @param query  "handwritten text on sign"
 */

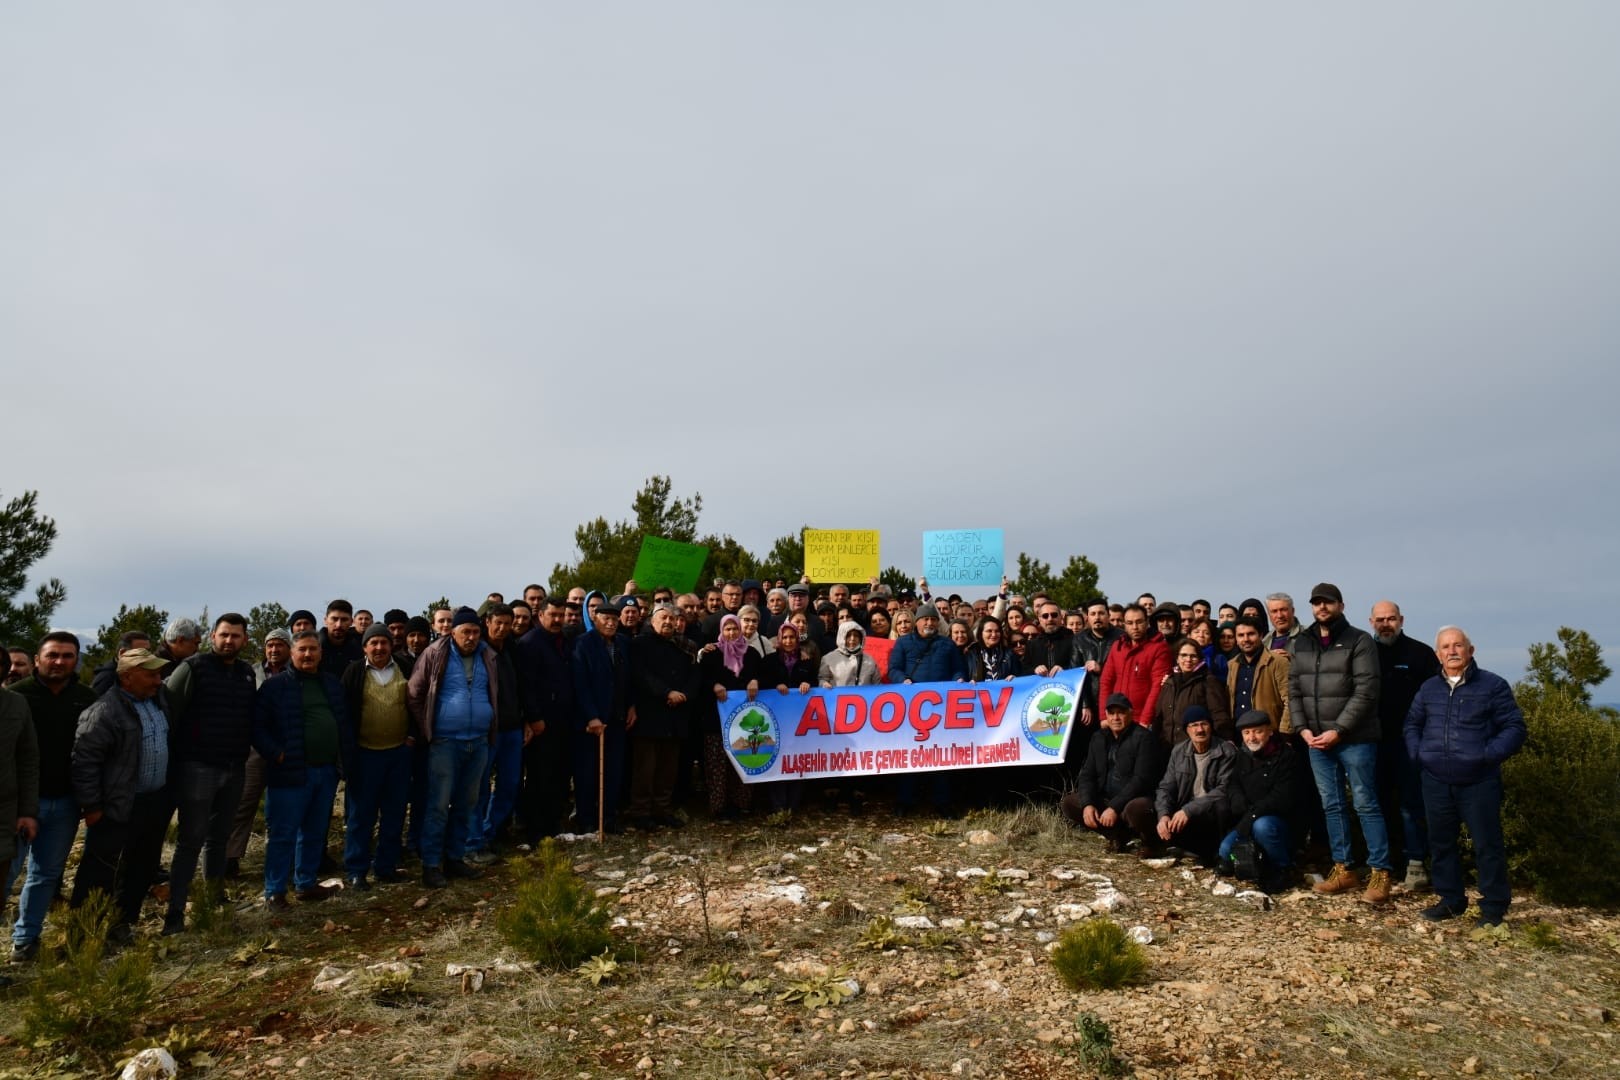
xmin=719 ymin=671 xmax=1084 ymax=784
xmin=803 ymin=528 xmax=880 ymax=583
xmin=922 ymin=529 xmax=1004 ymax=588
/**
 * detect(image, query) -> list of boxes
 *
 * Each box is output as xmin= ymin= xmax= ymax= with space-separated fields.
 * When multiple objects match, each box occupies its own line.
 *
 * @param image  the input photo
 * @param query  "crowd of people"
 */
xmin=0 ymin=575 xmax=1529 ymax=972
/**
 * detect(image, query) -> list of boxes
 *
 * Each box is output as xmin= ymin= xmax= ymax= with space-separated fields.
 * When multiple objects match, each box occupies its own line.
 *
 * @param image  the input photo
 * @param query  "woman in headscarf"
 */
xmin=738 ymin=604 xmax=775 ymax=657
xmin=759 ymin=621 xmax=815 ymax=813
xmin=698 ymin=614 xmax=761 ymax=819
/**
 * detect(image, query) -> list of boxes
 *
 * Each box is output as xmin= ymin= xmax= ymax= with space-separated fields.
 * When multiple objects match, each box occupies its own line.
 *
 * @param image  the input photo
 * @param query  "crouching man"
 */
xmin=1218 ymin=709 xmax=1303 ymax=893
xmin=1147 ymin=706 xmax=1236 ymax=865
xmin=1059 ymin=692 xmax=1161 ymax=851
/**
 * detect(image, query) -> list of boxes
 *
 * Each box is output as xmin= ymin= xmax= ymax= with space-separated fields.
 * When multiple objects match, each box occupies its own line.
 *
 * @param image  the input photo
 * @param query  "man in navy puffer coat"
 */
xmin=1404 ymin=626 xmax=1526 ymax=927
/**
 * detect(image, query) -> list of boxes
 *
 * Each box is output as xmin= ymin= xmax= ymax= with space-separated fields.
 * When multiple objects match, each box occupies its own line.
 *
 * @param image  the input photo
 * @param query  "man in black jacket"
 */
xmin=1371 ymin=600 xmax=1441 ymax=889
xmin=69 ymin=648 xmax=175 ymax=941
xmin=628 ymin=604 xmax=695 ymax=831
xmin=161 ymin=614 xmax=258 ymax=934
xmin=1059 ymin=693 xmax=1161 ymax=851
xmin=1289 ymin=583 xmax=1390 ymax=904
xmin=512 ymin=596 xmax=574 ymax=842
xmin=1219 ymin=709 xmax=1302 ymax=893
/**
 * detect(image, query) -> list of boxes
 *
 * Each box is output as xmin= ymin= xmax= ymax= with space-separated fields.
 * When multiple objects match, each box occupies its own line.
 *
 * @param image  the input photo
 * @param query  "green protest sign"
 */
xmin=631 ymin=535 xmax=710 ymax=593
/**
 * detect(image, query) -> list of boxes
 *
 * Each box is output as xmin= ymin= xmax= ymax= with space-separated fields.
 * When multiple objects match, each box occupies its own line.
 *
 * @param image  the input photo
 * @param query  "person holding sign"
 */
xmin=698 ymin=615 xmax=758 ymax=819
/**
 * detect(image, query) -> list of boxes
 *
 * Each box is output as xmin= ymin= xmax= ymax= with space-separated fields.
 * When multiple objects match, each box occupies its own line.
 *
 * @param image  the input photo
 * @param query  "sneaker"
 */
xmin=1475 ymin=913 xmax=1505 ymax=929
xmin=1361 ymin=868 xmax=1392 ymax=905
xmin=1419 ymin=900 xmax=1467 ymax=922
xmin=295 ymin=884 xmax=334 ymax=903
xmin=11 ymin=940 xmax=40 ymax=963
xmin=161 ymin=913 xmax=187 ymax=936
xmin=422 ymin=867 xmax=448 ymax=889
xmin=1313 ymin=863 xmax=1361 ymax=895
xmin=1404 ymin=860 xmax=1430 ymax=892
xmin=265 ymin=893 xmax=290 ymax=911
xmin=443 ymin=859 xmax=482 ymax=880
xmin=344 ymin=874 xmax=371 ymax=892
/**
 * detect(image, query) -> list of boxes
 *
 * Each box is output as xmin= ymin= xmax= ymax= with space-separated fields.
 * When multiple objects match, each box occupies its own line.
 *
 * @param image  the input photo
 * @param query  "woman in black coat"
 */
xmin=758 ymin=621 xmax=815 ymax=813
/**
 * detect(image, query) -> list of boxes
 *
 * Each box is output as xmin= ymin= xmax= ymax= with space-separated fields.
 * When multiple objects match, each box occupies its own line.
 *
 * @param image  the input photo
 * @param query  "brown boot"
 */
xmin=1361 ymin=868 xmax=1392 ymax=904
xmin=1313 ymin=863 xmax=1360 ymax=895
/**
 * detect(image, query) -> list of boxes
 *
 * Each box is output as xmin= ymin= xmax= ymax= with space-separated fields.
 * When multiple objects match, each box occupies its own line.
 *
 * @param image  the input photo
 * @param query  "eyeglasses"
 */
xmin=1038 ymin=613 xmax=1061 ymax=621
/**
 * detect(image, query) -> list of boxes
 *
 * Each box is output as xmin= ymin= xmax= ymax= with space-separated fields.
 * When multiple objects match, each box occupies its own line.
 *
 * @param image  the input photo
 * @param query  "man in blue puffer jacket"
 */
xmin=1404 ymin=626 xmax=1526 ymax=928
xmin=886 ymin=603 xmax=967 ymax=816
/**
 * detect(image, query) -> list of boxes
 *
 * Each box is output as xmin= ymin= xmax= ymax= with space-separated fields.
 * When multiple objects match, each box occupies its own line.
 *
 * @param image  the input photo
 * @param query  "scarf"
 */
xmin=719 ymin=614 xmax=748 ymax=676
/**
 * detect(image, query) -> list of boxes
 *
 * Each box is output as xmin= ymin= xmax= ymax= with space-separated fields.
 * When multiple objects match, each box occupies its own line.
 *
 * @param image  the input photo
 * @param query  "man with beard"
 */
xmin=1219 ymin=709 xmax=1303 ymax=893
xmin=1060 ymin=693 xmax=1160 ymax=852
xmin=1289 ymin=583 xmax=1390 ymax=904
xmin=318 ymin=600 xmax=364 ymax=679
xmin=338 ymin=624 xmax=414 ymax=889
xmin=1371 ymin=600 xmax=1441 ymax=889
xmin=1073 ymin=600 xmax=1123 ymax=729
xmin=162 ymin=614 xmax=258 ymax=933
xmin=1023 ymin=600 xmax=1077 ymax=677
xmin=701 ymin=581 xmax=745 ymax=643
xmin=383 ymin=609 xmax=413 ymax=655
xmin=1147 ymin=707 xmax=1237 ymax=864
xmin=1098 ymin=604 xmax=1172 ymax=724
xmin=157 ymin=618 xmax=203 ymax=677
xmin=1226 ymin=617 xmax=1292 ymax=732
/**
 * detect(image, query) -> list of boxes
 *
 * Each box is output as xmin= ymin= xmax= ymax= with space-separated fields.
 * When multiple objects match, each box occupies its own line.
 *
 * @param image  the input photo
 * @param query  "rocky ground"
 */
xmin=3 ymin=804 xmax=1617 ymax=1079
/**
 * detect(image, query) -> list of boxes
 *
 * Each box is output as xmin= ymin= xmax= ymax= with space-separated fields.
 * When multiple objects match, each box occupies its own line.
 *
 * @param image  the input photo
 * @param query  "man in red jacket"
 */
xmin=1098 ymin=604 xmax=1172 ymax=727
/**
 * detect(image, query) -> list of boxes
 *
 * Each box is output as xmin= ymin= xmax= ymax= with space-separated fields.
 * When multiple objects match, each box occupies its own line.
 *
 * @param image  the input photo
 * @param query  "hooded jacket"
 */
xmin=819 ymin=622 xmax=881 ymax=687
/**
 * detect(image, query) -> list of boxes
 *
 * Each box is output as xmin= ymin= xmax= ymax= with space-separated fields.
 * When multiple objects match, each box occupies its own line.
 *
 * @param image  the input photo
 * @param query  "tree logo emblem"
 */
xmin=726 ymin=699 xmax=781 ymax=776
xmin=1020 ymin=680 xmax=1076 ymax=757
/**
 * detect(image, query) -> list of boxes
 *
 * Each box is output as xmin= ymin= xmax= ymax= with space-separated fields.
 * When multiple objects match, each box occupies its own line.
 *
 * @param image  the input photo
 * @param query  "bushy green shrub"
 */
xmin=1050 ymin=919 xmax=1148 ymax=991
xmin=20 ymin=895 xmax=154 ymax=1068
xmin=495 ymin=839 xmax=614 ymax=969
xmin=1502 ymin=690 xmax=1620 ymax=906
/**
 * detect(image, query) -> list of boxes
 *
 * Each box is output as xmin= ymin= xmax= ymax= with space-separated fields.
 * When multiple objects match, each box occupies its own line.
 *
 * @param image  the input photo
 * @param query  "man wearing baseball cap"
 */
xmin=1288 ymin=583 xmax=1391 ymax=904
xmin=69 ymin=648 xmax=176 ymax=941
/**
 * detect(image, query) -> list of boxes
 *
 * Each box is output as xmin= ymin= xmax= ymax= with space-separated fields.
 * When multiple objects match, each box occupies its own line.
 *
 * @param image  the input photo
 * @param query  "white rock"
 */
xmin=955 ymin=867 xmax=989 ymax=879
xmin=995 ymin=868 xmax=1030 ymax=881
xmin=838 ymin=1018 xmax=857 ymax=1034
xmin=1001 ymin=905 xmax=1032 ymax=924
xmin=1090 ymin=888 xmax=1130 ymax=913
xmin=1048 ymin=868 xmax=1076 ymax=881
xmin=491 ymin=960 xmax=529 ymax=975
xmin=939 ymin=917 xmax=966 ymax=929
xmin=596 ymin=869 xmax=626 ymax=880
xmin=799 ymin=845 xmax=821 ymax=854
xmin=980 ymin=921 xmax=1000 ymax=931
xmin=965 ymin=830 xmax=1000 ymax=845
xmin=838 ymin=978 xmax=862 ymax=998
xmin=765 ymin=884 xmax=808 ymax=905
xmin=880 ymin=832 xmax=908 ymax=844
xmin=951 ymin=1057 xmax=975 ymax=1076
xmin=1126 ymin=925 xmax=1154 ymax=945
xmin=917 ymin=865 xmax=945 ymax=878
xmin=1211 ymin=881 xmax=1237 ymax=897
xmin=1079 ymin=871 xmax=1113 ymax=884
xmin=120 ymin=1048 xmax=178 ymax=1080
xmin=1141 ymin=857 xmax=1178 ymax=870
xmin=780 ymin=852 xmax=799 ymax=863
xmin=673 ymin=892 xmax=696 ymax=906
xmin=611 ymin=917 xmax=630 ymax=928
xmin=595 ymin=887 xmax=618 ymax=898
xmin=1179 ymin=868 xmax=1198 ymax=881
xmin=1235 ymin=890 xmax=1271 ymax=910
xmin=636 ymin=1056 xmax=654 ymax=1071
xmin=1035 ymin=931 xmax=1056 ymax=943
xmin=366 ymin=961 xmax=413 ymax=976
xmin=894 ymin=915 xmax=936 ymax=930
xmin=1052 ymin=904 xmax=1094 ymax=922
xmin=313 ymin=965 xmax=356 ymax=992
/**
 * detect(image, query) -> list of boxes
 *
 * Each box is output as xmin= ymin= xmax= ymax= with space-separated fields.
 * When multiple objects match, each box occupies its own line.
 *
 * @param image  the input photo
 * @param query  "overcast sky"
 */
xmin=4 ymin=3 xmax=1617 ymax=692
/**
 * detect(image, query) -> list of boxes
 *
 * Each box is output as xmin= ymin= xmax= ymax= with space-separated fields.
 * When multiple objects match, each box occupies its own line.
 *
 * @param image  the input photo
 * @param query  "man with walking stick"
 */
xmin=572 ymin=599 xmax=634 ymax=838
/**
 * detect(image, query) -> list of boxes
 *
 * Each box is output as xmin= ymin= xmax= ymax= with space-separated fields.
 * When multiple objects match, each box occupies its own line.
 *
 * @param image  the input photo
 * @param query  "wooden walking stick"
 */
xmin=597 ymin=727 xmax=606 ymax=843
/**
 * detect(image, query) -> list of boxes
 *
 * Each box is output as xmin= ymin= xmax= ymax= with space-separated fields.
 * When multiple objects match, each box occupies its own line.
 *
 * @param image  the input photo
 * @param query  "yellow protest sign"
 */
xmin=803 ymin=529 xmax=881 ymax=584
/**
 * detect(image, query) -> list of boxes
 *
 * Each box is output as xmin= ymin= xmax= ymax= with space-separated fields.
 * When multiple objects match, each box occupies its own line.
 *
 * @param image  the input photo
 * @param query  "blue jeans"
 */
xmin=475 ymin=729 xmax=524 ymax=848
xmin=9 ymin=796 xmax=80 ymax=948
xmin=423 ymin=739 xmax=489 ymax=869
xmin=1423 ymin=771 xmax=1510 ymax=918
xmin=1220 ymin=816 xmax=1292 ymax=868
xmin=1307 ymin=741 xmax=1390 ymax=870
xmin=263 ymin=765 xmax=338 ymax=897
xmin=343 ymin=745 xmax=412 ymax=877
